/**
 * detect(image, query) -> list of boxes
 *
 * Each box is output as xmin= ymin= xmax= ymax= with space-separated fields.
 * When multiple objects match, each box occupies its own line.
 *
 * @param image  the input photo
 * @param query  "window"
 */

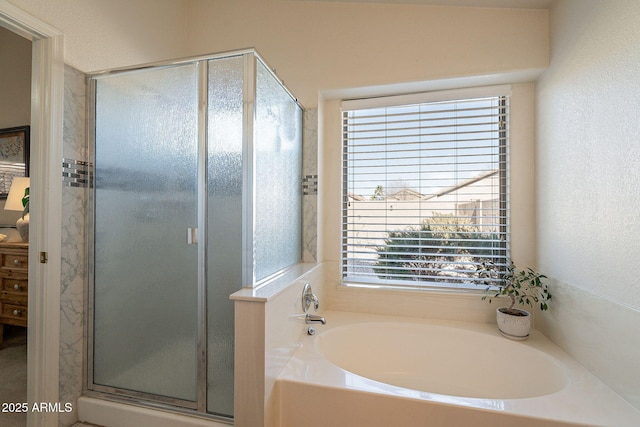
xmin=341 ymin=86 xmax=510 ymax=290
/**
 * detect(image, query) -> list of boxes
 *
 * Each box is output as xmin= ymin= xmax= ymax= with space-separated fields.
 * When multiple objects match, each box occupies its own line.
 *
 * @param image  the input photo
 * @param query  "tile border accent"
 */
xmin=62 ymin=158 xmax=92 ymax=188
xmin=303 ymin=174 xmax=318 ymax=195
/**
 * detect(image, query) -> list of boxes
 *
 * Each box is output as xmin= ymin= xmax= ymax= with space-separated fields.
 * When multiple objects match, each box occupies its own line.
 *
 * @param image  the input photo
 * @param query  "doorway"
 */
xmin=0 ymin=25 xmax=30 ymax=427
xmin=0 ymin=2 xmax=64 ymax=426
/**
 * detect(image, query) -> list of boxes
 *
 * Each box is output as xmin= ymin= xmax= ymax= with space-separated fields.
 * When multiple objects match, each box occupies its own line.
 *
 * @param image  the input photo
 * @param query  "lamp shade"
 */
xmin=5 ymin=177 xmax=30 ymax=211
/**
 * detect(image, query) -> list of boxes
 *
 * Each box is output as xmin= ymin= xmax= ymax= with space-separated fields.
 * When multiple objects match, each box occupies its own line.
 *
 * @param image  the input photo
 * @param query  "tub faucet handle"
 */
xmin=302 ymin=283 xmax=319 ymax=312
xmin=310 ymin=294 xmax=319 ymax=310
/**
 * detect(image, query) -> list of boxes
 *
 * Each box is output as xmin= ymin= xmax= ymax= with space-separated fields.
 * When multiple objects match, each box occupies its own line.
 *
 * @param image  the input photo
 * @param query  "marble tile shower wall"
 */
xmin=57 ymin=70 xmax=319 ymax=426
xmin=60 ymin=65 xmax=87 ymax=427
xmin=303 ymin=108 xmax=318 ymax=263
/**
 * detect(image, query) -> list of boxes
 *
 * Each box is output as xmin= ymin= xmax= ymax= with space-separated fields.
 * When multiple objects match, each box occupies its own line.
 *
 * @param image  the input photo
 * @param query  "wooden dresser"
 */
xmin=0 ymin=242 xmax=28 ymax=347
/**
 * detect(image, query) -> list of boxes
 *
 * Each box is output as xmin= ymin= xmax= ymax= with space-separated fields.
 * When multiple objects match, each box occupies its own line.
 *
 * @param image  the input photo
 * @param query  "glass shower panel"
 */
xmin=206 ymin=56 xmax=244 ymax=417
xmin=93 ymin=64 xmax=199 ymax=402
xmin=253 ymin=60 xmax=303 ymax=281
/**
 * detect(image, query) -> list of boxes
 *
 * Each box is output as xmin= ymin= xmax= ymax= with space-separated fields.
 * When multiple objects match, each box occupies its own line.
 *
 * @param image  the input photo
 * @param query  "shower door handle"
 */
xmin=187 ymin=227 xmax=198 ymax=244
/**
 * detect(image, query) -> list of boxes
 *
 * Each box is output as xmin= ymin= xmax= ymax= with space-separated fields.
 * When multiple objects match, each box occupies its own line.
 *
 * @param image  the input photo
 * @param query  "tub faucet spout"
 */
xmin=305 ymin=314 xmax=326 ymax=325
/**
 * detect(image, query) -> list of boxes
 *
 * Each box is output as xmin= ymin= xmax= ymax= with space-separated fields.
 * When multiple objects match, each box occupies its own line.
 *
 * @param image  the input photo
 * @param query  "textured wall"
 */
xmin=536 ymin=0 xmax=640 ymax=410
xmin=186 ymin=0 xmax=548 ymax=108
xmin=6 ymin=0 xmax=188 ymax=72
xmin=537 ymin=0 xmax=640 ymax=310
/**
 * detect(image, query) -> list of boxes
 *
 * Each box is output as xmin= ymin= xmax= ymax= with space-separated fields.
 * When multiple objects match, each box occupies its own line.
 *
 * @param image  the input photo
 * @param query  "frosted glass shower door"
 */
xmin=92 ymin=64 xmax=199 ymax=403
xmin=89 ymin=50 xmax=303 ymax=418
xmin=206 ymin=56 xmax=244 ymax=417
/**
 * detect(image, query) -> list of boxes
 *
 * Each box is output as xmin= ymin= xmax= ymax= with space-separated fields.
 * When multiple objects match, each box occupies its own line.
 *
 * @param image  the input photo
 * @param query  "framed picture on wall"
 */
xmin=0 ymin=126 xmax=30 ymax=197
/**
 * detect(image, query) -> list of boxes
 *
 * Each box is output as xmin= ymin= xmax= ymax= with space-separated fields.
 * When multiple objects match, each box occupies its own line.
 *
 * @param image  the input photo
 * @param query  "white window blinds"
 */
xmin=342 ymin=89 xmax=509 ymax=289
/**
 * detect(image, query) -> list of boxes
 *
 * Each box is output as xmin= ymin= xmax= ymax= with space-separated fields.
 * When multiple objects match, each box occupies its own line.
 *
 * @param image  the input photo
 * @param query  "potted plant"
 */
xmin=21 ymin=186 xmax=29 ymax=217
xmin=17 ymin=186 xmax=29 ymax=242
xmin=477 ymin=260 xmax=551 ymax=340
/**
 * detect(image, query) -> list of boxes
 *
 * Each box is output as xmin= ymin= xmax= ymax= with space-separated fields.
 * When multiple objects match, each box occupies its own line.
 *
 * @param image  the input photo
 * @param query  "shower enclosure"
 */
xmin=87 ymin=50 xmax=302 ymax=420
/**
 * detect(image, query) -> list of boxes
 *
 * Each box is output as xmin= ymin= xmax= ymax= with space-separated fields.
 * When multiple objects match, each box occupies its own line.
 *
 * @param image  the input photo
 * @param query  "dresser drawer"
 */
xmin=0 ymin=251 xmax=28 ymax=272
xmin=0 ymin=301 xmax=28 ymax=324
xmin=0 ymin=244 xmax=29 ymax=340
xmin=0 ymin=294 xmax=28 ymax=306
xmin=0 ymin=276 xmax=28 ymax=293
xmin=0 ymin=277 xmax=28 ymax=304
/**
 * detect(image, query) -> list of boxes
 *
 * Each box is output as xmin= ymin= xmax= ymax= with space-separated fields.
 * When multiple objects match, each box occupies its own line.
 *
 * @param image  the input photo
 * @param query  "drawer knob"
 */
xmin=13 ymin=309 xmax=22 ymax=316
xmin=13 ymin=283 xmax=22 ymax=290
xmin=13 ymin=259 xmax=21 ymax=265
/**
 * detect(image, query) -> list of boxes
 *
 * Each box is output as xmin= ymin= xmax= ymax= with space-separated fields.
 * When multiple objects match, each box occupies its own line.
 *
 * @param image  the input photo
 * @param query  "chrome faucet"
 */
xmin=301 ymin=283 xmax=326 ymax=331
xmin=302 ymin=283 xmax=319 ymax=312
xmin=305 ymin=314 xmax=326 ymax=325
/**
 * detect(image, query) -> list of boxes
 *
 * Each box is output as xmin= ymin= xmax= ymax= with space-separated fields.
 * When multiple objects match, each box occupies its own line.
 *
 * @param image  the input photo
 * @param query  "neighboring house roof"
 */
xmin=386 ymin=187 xmax=425 ymax=200
xmin=350 ymin=170 xmax=499 ymax=202
xmin=425 ymin=169 xmax=499 ymax=200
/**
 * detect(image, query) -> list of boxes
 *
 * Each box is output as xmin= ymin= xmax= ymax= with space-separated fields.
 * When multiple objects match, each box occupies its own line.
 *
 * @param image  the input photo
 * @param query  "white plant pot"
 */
xmin=496 ymin=307 xmax=531 ymax=340
xmin=16 ymin=213 xmax=29 ymax=243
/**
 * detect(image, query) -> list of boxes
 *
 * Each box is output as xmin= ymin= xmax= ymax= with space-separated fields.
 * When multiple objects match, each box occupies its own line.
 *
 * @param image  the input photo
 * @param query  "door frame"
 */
xmin=0 ymin=2 xmax=64 ymax=426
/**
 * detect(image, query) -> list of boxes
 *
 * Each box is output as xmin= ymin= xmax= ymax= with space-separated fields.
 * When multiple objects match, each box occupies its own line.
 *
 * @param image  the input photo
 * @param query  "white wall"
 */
xmin=10 ymin=0 xmax=549 ymax=90
xmin=186 ymin=0 xmax=548 ymax=108
xmin=6 ymin=0 xmax=189 ymax=72
xmin=0 ymin=26 xmax=30 ymax=128
xmin=536 ymin=0 xmax=640 ymax=410
xmin=232 ymin=264 xmax=324 ymax=427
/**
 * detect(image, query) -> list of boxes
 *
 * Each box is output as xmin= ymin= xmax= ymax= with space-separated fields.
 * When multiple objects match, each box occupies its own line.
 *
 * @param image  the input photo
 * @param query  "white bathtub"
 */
xmin=317 ymin=321 xmax=567 ymax=400
xmin=277 ymin=311 xmax=640 ymax=427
